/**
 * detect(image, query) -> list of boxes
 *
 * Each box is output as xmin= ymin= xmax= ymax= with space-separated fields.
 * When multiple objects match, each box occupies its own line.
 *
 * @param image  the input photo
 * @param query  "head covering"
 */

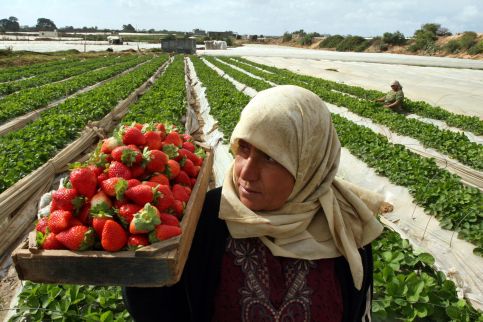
xmin=219 ymin=85 xmax=383 ymax=290
xmin=391 ymin=80 xmax=402 ymax=88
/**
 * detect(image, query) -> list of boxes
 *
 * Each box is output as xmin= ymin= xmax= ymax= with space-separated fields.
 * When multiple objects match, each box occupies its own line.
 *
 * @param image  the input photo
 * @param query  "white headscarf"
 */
xmin=219 ymin=85 xmax=383 ymax=289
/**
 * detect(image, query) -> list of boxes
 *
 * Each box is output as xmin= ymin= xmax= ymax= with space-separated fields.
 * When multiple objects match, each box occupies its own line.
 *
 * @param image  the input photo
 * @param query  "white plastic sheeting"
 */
xmin=214 ymin=57 xmax=278 ymax=86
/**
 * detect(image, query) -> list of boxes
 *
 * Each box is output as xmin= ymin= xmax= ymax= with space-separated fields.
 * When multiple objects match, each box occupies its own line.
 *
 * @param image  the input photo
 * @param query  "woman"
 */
xmin=123 ymin=85 xmax=384 ymax=322
xmin=374 ymin=80 xmax=405 ymax=113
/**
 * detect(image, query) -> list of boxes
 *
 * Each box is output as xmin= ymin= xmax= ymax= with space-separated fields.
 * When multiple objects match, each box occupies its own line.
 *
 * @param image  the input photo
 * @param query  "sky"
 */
xmin=2 ymin=0 xmax=483 ymax=37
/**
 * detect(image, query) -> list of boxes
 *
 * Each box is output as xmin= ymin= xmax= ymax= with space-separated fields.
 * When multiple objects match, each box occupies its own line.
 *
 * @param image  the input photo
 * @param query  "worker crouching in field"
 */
xmin=123 ymin=85 xmax=386 ymax=322
xmin=375 ymin=80 xmax=405 ymax=113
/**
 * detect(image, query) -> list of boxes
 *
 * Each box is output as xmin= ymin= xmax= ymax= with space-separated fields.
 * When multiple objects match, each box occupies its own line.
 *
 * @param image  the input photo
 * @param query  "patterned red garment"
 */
xmin=212 ymin=237 xmax=343 ymax=322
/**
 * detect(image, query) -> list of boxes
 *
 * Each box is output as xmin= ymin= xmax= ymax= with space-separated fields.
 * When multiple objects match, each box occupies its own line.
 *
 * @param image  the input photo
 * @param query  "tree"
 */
xmin=122 ymin=24 xmax=136 ymax=32
xmin=0 ymin=16 xmax=20 ymax=32
xmin=382 ymin=31 xmax=406 ymax=46
xmin=36 ymin=18 xmax=57 ymax=31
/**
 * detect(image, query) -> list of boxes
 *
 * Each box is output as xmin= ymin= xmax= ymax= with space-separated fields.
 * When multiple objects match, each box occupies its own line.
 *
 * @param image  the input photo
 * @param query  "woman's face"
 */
xmin=234 ymin=139 xmax=295 ymax=211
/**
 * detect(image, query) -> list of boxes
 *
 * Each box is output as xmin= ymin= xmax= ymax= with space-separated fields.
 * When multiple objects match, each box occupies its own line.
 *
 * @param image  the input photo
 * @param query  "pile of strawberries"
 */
xmin=35 ymin=123 xmax=204 ymax=252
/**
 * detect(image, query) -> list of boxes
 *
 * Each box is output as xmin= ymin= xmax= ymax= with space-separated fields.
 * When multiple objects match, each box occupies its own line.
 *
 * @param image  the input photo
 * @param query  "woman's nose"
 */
xmin=239 ymin=151 xmax=260 ymax=182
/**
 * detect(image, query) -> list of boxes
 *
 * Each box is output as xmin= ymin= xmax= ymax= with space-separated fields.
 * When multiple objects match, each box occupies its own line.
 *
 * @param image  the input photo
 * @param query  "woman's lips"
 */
xmin=239 ymin=185 xmax=260 ymax=195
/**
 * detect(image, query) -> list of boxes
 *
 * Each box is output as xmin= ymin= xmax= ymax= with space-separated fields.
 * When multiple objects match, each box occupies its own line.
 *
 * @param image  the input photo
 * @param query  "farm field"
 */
xmin=0 ymin=50 xmax=482 ymax=322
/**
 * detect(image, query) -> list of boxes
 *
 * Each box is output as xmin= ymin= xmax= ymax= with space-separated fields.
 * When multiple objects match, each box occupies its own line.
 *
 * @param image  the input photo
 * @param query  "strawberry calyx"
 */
xmin=130 ymin=204 xmax=161 ymax=233
xmin=162 ymin=144 xmax=179 ymax=159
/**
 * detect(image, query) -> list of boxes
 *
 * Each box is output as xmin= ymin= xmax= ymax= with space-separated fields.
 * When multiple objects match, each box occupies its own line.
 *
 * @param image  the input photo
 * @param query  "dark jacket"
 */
xmin=123 ymin=187 xmax=374 ymax=322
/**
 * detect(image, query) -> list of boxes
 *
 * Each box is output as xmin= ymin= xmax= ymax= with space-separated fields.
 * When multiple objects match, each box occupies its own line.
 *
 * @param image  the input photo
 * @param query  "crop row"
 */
xmin=216 ymin=57 xmax=482 ymax=171
xmin=0 ymin=55 xmax=168 ymax=194
xmin=0 ymin=55 xmax=151 ymax=125
xmin=205 ymin=55 xmax=482 ymax=251
xmin=9 ymin=55 xmax=189 ymax=322
xmin=189 ymin=55 xmax=481 ymax=321
xmin=0 ymin=57 xmax=82 ymax=83
xmin=232 ymin=57 xmax=483 ymax=136
xmin=0 ymin=55 xmax=133 ymax=96
xmin=122 ymin=55 xmax=187 ymax=127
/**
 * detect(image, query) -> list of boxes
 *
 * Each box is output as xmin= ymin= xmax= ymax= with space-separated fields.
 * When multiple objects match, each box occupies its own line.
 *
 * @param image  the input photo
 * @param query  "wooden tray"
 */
xmin=12 ymin=148 xmax=213 ymax=287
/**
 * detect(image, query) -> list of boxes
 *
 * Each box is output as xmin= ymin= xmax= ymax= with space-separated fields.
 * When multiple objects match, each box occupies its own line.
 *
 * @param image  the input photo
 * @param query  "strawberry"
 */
xmin=122 ymin=126 xmax=146 ymax=146
xmin=165 ymin=159 xmax=180 ymax=179
xmin=35 ymin=217 xmax=48 ymax=234
xmin=70 ymin=167 xmax=98 ymax=198
xmin=56 ymin=225 xmax=95 ymax=251
xmin=190 ymin=178 xmax=197 ymax=187
xmin=159 ymin=213 xmax=180 ymax=226
xmin=108 ymin=161 xmax=132 ymax=179
xmin=164 ymin=131 xmax=183 ymax=147
xmin=142 ymin=181 xmax=160 ymax=189
xmin=90 ymin=191 xmax=113 ymax=215
xmin=100 ymin=177 xmax=128 ymax=199
xmin=101 ymin=219 xmax=127 ymax=252
xmin=69 ymin=217 xmax=84 ymax=227
xmin=127 ymin=234 xmax=149 ymax=249
xmin=149 ymin=224 xmax=182 ymax=243
xmin=129 ymin=203 xmax=161 ymax=234
xmin=51 ymin=188 xmax=82 ymax=212
xmin=155 ymin=184 xmax=175 ymax=212
xmin=144 ymin=130 xmax=163 ymax=150
xmin=162 ymin=144 xmax=179 ymax=159
xmin=88 ymin=164 xmax=104 ymax=177
xmin=133 ymin=123 xmax=144 ymax=131
xmin=125 ymin=184 xmax=157 ymax=206
xmin=77 ymin=203 xmax=91 ymax=224
xmin=172 ymin=184 xmax=190 ymax=203
xmin=181 ymin=158 xmax=197 ymax=178
xmin=177 ymin=148 xmax=203 ymax=167
xmin=41 ymin=232 xmax=65 ymax=250
xmin=174 ymin=170 xmax=192 ymax=187
xmin=155 ymin=123 xmax=166 ymax=134
xmin=114 ymin=199 xmax=129 ymax=208
xmin=181 ymin=133 xmax=193 ymax=142
xmin=92 ymin=216 xmax=112 ymax=238
xmin=117 ymin=203 xmax=142 ymax=227
xmin=127 ymin=178 xmax=141 ymax=188
xmin=97 ymin=172 xmax=109 ymax=184
xmin=171 ymin=199 xmax=185 ymax=217
xmin=149 ymin=173 xmax=169 ymax=186
xmin=48 ymin=210 xmax=72 ymax=234
xmin=144 ymin=149 xmax=168 ymax=173
xmin=129 ymin=164 xmax=145 ymax=178
xmin=100 ymin=137 xmax=121 ymax=154
xmin=182 ymin=141 xmax=195 ymax=153
xmin=111 ymin=145 xmax=142 ymax=166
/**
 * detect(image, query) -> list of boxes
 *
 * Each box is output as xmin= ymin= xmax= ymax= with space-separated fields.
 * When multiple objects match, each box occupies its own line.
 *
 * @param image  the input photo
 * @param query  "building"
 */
xmin=38 ymin=30 xmax=58 ymax=38
xmin=192 ymin=29 xmax=206 ymax=36
xmin=204 ymin=40 xmax=227 ymax=50
xmin=107 ymin=35 xmax=123 ymax=45
xmin=207 ymin=31 xmax=234 ymax=40
xmin=161 ymin=38 xmax=196 ymax=54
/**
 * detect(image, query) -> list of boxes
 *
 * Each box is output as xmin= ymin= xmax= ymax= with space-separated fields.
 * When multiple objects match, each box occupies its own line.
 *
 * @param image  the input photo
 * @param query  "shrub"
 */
xmin=409 ymin=28 xmax=437 ymax=52
xmin=444 ymin=39 xmax=460 ymax=53
xmin=282 ymin=32 xmax=292 ymax=42
xmin=319 ymin=35 xmax=344 ymax=48
xmin=382 ymin=31 xmax=406 ymax=46
xmin=467 ymin=40 xmax=483 ymax=55
xmin=459 ymin=31 xmax=477 ymax=50
xmin=299 ymin=33 xmax=314 ymax=46
xmin=336 ymin=35 xmax=369 ymax=52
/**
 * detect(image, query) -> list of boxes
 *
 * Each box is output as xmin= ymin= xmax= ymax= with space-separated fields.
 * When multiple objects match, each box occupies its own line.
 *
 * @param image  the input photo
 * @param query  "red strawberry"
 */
xmin=97 ymin=172 xmax=109 ymax=184
xmin=111 ymin=145 xmax=142 ymax=166
xmin=69 ymin=217 xmax=84 ymax=227
xmin=117 ymin=203 xmax=142 ymax=227
xmin=127 ymin=235 xmax=149 ymax=249
xmin=100 ymin=177 xmax=128 ymax=199
xmin=182 ymin=141 xmax=195 ymax=153
xmin=144 ymin=149 xmax=168 ymax=173
xmin=174 ymin=170 xmax=191 ymax=186
xmin=56 ymin=225 xmax=95 ymax=251
xmin=70 ymin=167 xmax=98 ymax=198
xmin=100 ymin=137 xmax=120 ymax=154
xmin=127 ymin=178 xmax=141 ymax=188
xmin=41 ymin=232 xmax=65 ymax=250
xmin=164 ymin=132 xmax=183 ymax=147
xmin=108 ymin=161 xmax=132 ymax=179
xmin=122 ymin=126 xmax=146 ymax=146
xmin=129 ymin=204 xmax=161 ymax=234
xmin=181 ymin=158 xmax=197 ymax=178
xmin=48 ymin=210 xmax=72 ymax=234
xmin=114 ymin=199 xmax=129 ymax=208
xmin=155 ymin=185 xmax=175 ymax=212
xmin=149 ymin=173 xmax=169 ymax=186
xmin=35 ymin=217 xmax=48 ymax=234
xmin=144 ymin=130 xmax=162 ymax=150
xmin=51 ymin=188 xmax=82 ymax=212
xmin=149 ymin=224 xmax=182 ymax=243
xmin=165 ymin=159 xmax=180 ymax=179
xmin=181 ymin=133 xmax=193 ymax=142
xmin=172 ymin=184 xmax=190 ymax=203
xmin=77 ymin=203 xmax=91 ymax=224
xmin=129 ymin=164 xmax=145 ymax=178
xmin=125 ymin=184 xmax=156 ymax=206
xmin=88 ymin=164 xmax=104 ymax=177
xmin=101 ymin=219 xmax=127 ymax=252
xmin=155 ymin=123 xmax=166 ymax=134
xmin=190 ymin=178 xmax=197 ymax=187
xmin=133 ymin=123 xmax=144 ymax=130
xmin=159 ymin=213 xmax=180 ymax=226
xmin=171 ymin=199 xmax=185 ymax=217
xmin=92 ymin=216 xmax=111 ymax=238
xmin=142 ymin=181 xmax=160 ymax=189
